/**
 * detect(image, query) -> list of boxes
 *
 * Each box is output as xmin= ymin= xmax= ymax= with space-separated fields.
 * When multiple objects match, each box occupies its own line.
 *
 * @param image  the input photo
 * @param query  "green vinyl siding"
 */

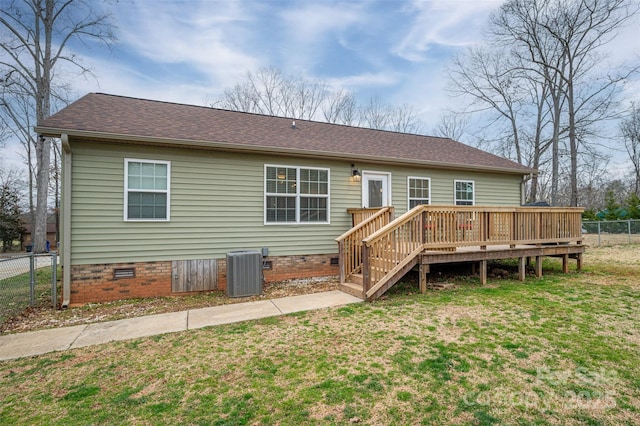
xmin=69 ymin=141 xmax=358 ymax=265
xmin=69 ymin=139 xmax=523 ymax=265
xmin=387 ymin=166 xmax=522 ymax=216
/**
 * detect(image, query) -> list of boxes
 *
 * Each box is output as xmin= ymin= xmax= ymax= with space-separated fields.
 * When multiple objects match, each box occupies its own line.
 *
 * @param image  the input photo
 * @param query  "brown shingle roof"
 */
xmin=36 ymin=93 xmax=534 ymax=175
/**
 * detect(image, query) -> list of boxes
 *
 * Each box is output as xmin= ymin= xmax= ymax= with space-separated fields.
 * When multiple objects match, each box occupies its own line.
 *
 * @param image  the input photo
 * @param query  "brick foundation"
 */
xmin=70 ymin=261 xmax=172 ymax=305
xmin=69 ymin=254 xmax=339 ymax=305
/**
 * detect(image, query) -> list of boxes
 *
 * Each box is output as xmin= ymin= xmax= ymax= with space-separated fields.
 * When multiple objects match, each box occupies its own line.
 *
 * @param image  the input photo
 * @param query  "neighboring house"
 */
xmin=22 ymin=213 xmax=57 ymax=251
xmin=36 ymin=93 xmax=535 ymax=306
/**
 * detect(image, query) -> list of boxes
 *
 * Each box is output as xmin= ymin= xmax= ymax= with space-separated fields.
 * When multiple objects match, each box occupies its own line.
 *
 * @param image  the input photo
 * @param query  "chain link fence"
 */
xmin=0 ymin=253 xmax=58 ymax=326
xmin=582 ymin=220 xmax=640 ymax=247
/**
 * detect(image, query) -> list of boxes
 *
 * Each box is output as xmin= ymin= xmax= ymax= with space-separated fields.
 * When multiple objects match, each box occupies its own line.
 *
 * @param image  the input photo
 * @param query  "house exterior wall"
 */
xmin=61 ymin=138 xmax=524 ymax=304
xmin=68 ymin=138 xmax=523 ymax=266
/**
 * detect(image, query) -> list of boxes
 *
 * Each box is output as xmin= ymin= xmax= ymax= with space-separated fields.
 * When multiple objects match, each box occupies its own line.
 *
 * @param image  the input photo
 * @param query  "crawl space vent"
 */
xmin=113 ymin=268 xmax=135 ymax=279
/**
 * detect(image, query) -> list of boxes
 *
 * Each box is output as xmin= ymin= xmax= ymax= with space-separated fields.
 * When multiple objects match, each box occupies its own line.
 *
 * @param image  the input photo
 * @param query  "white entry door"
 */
xmin=362 ymin=171 xmax=391 ymax=208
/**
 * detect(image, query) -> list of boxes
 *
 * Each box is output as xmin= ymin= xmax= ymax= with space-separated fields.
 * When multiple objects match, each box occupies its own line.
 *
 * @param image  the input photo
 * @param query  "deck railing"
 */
xmin=347 ymin=207 xmax=388 ymax=227
xmin=335 ymin=207 xmax=394 ymax=283
xmin=361 ymin=205 xmax=583 ymax=299
xmin=421 ymin=206 xmax=584 ymax=248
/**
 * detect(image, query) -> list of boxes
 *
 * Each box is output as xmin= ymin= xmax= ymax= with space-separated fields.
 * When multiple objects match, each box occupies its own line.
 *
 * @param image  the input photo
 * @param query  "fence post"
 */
xmin=597 ymin=222 xmax=601 ymax=247
xmin=51 ymin=253 xmax=58 ymax=309
xmin=29 ymin=253 xmax=35 ymax=306
xmin=628 ymin=220 xmax=632 ymax=244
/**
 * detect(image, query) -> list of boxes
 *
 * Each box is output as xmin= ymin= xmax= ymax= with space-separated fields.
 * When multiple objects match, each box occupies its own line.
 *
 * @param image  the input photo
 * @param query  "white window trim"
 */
xmin=407 ymin=176 xmax=431 ymax=210
xmin=124 ymin=158 xmax=171 ymax=222
xmin=264 ymin=164 xmax=331 ymax=225
xmin=454 ymin=179 xmax=475 ymax=206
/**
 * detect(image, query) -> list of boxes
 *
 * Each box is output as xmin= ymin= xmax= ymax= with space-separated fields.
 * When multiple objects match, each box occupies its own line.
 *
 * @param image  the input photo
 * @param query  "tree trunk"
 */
xmin=33 ymin=136 xmax=50 ymax=252
xmin=32 ymin=0 xmax=54 ymax=253
xmin=567 ymin=79 xmax=578 ymax=207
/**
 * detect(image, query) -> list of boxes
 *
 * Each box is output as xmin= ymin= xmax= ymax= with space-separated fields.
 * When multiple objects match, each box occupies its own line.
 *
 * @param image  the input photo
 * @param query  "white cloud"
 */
xmin=326 ymin=71 xmax=401 ymax=91
xmin=279 ymin=3 xmax=364 ymax=47
xmin=393 ymin=0 xmax=501 ymax=62
xmin=113 ymin=0 xmax=260 ymax=88
xmin=277 ymin=2 xmax=367 ymax=73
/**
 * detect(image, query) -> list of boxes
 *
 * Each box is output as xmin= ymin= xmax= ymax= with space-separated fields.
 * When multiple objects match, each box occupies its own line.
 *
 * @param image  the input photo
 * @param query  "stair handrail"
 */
xmin=335 ymin=207 xmax=394 ymax=243
xmin=361 ymin=205 xmax=425 ymax=245
xmin=335 ymin=207 xmax=395 ymax=284
xmin=361 ymin=205 xmax=426 ymax=296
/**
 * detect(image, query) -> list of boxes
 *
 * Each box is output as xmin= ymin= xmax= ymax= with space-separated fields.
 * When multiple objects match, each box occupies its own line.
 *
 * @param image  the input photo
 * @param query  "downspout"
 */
xmin=521 ymin=173 xmax=533 ymax=205
xmin=61 ymin=134 xmax=72 ymax=308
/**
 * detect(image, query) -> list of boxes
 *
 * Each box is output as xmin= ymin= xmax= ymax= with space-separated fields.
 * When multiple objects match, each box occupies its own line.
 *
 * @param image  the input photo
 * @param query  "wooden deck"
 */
xmin=336 ymin=206 xmax=585 ymax=300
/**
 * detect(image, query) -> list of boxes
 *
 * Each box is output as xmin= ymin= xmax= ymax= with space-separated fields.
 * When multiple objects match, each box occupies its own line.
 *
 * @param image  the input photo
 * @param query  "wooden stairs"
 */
xmin=336 ymin=205 xmax=585 ymax=302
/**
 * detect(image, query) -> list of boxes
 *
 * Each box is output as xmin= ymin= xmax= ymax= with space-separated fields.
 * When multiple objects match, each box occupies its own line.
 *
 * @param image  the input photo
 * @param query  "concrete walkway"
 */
xmin=0 ymin=291 xmax=362 ymax=362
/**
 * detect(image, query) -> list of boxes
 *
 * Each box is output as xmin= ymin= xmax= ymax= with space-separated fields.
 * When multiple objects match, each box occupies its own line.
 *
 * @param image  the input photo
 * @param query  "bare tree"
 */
xmin=432 ymin=112 xmax=469 ymax=142
xmin=217 ymin=80 xmax=260 ymax=114
xmin=288 ymin=77 xmax=327 ymax=120
xmin=0 ymin=85 xmax=36 ymax=226
xmin=1 ymin=0 xmax=115 ymax=252
xmin=388 ymin=103 xmax=422 ymax=134
xmin=216 ymin=67 xmax=327 ymax=121
xmin=448 ymin=47 xmax=529 ymax=164
xmin=246 ymin=67 xmax=290 ymax=116
xmin=322 ymin=89 xmax=359 ymax=126
xmin=360 ymin=95 xmax=390 ymax=130
xmin=357 ymin=96 xmax=423 ymax=133
xmin=492 ymin=0 xmax=639 ymax=206
xmin=215 ymin=67 xmax=424 ymax=132
xmin=621 ymin=103 xmax=640 ymax=194
xmin=447 ymin=44 xmax=562 ymax=202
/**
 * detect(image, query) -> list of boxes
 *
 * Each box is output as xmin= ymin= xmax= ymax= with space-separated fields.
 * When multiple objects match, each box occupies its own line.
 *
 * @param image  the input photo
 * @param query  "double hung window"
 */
xmin=454 ymin=180 xmax=474 ymax=206
xmin=408 ymin=177 xmax=431 ymax=209
xmin=265 ymin=165 xmax=329 ymax=224
xmin=125 ymin=159 xmax=170 ymax=221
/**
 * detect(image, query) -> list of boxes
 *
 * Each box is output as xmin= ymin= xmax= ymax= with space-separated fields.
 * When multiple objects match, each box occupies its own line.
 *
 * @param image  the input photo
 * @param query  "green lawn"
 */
xmin=1 ymin=250 xmax=639 ymax=425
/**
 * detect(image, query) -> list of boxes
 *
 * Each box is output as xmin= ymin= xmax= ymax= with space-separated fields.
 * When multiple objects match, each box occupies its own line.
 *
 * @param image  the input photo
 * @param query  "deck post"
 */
xmin=562 ymin=254 xmax=569 ymax=273
xmin=518 ymin=257 xmax=526 ymax=281
xmin=480 ymin=260 xmax=487 ymax=285
xmin=338 ymin=240 xmax=345 ymax=284
xmin=419 ymin=262 xmax=429 ymax=294
xmin=535 ymin=256 xmax=543 ymax=278
xmin=362 ymin=244 xmax=371 ymax=295
xmin=576 ymin=253 xmax=583 ymax=271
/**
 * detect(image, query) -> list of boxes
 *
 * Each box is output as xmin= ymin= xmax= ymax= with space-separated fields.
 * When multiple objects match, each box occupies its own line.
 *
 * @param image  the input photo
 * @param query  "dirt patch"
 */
xmin=0 ymin=276 xmax=338 ymax=335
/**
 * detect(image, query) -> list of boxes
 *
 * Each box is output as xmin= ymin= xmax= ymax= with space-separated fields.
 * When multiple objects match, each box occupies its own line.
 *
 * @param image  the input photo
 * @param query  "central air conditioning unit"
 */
xmin=226 ymin=250 xmax=263 ymax=297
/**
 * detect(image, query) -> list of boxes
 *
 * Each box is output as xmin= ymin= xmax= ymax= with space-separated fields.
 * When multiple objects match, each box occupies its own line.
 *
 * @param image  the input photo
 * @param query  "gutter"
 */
xmin=60 ymin=134 xmax=72 ymax=308
xmin=35 ymin=127 xmax=537 ymax=177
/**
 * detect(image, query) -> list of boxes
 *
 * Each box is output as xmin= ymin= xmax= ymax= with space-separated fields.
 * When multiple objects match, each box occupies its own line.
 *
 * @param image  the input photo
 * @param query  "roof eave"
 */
xmin=35 ymin=126 xmax=537 ymax=176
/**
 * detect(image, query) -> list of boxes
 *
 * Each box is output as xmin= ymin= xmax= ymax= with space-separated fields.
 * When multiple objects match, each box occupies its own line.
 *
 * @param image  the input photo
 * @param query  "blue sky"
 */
xmin=79 ymin=0 xmax=505 ymax=112
xmin=3 ymin=0 xmax=640 ymax=170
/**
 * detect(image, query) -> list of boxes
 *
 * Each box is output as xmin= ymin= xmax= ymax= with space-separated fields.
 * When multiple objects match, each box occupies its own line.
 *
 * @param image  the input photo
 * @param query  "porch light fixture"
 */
xmin=351 ymin=164 xmax=361 ymax=182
